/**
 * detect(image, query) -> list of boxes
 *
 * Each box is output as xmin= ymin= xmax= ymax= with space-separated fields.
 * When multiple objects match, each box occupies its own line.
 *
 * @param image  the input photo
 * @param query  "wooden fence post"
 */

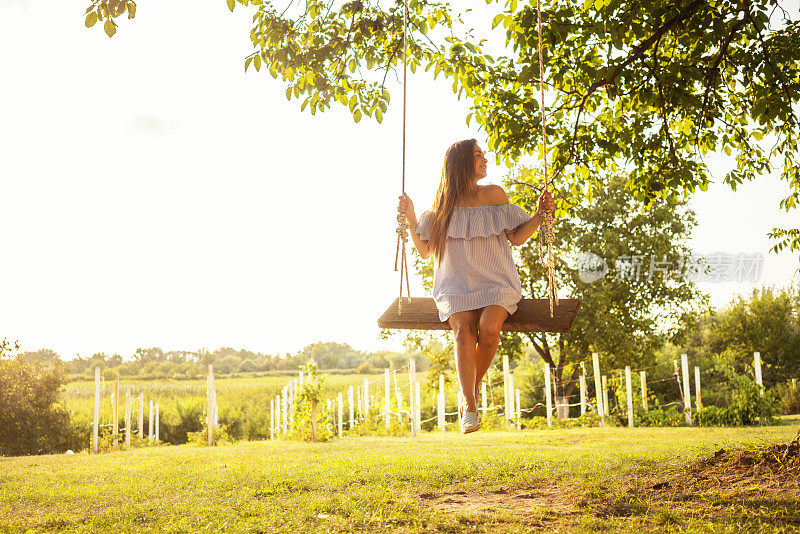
xmin=155 ymin=403 xmax=159 ymax=441
xmin=515 ymin=389 xmax=522 ymax=430
xmin=363 ymin=377 xmax=369 ymax=416
xmin=415 ymin=381 xmax=421 ymax=433
xmin=409 ymin=359 xmax=417 ymax=438
xmin=113 ymin=377 xmax=119 ymax=447
xmin=125 ymin=387 xmax=131 ymax=447
xmin=392 ymin=371 xmax=402 ymax=423
xmin=579 ymin=373 xmax=587 ymax=416
xmin=640 ymin=371 xmax=648 ymax=411
xmin=625 ymin=366 xmax=634 ymax=428
xmin=503 ymin=354 xmax=510 ymax=428
xmin=93 ymin=367 xmax=100 ymax=454
xmin=481 ymin=381 xmax=487 ymax=416
xmin=592 ymin=353 xmax=604 ymax=425
xmin=694 ymin=366 xmax=702 ymax=410
xmin=149 ymin=400 xmax=154 ymax=440
xmin=509 ymin=372 xmax=516 ymax=427
xmin=274 ymin=394 xmax=280 ymax=436
xmin=457 ymin=389 xmax=463 ymax=428
xmin=348 ymin=385 xmax=355 ymax=428
xmin=138 ymin=392 xmax=144 ymax=439
xmin=207 ymin=363 xmax=215 ymax=446
xmin=681 ymin=353 xmax=692 ymax=425
xmin=544 ymin=363 xmax=552 ymax=428
xmin=269 ymin=398 xmax=275 ymax=440
xmin=384 ymin=369 xmax=391 ymax=429
xmin=438 ymin=374 xmax=445 ymax=432
xmin=602 ymin=375 xmax=609 ymax=417
xmin=337 ymin=392 xmax=343 ymax=438
xmin=754 ymin=352 xmax=764 ymax=396
xmin=287 ymin=380 xmax=294 ymax=428
xmin=310 ymin=399 xmax=318 ymax=443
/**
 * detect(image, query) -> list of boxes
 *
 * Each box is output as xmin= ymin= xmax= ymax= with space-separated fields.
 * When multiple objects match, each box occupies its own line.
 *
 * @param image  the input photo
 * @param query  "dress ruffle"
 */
xmin=415 ymin=204 xmax=531 ymax=241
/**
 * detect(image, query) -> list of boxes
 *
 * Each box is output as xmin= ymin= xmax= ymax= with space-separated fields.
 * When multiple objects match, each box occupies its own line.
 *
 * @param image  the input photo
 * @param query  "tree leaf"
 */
xmin=226 ymin=0 xmax=235 ymax=12
xmin=103 ymin=19 xmax=116 ymax=38
xmin=85 ymin=12 xmax=98 ymax=28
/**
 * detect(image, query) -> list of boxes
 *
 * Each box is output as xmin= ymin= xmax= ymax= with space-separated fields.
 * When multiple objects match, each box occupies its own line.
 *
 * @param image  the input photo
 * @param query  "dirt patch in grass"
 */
xmin=659 ymin=429 xmax=800 ymax=494
xmin=419 ymin=484 xmax=574 ymax=517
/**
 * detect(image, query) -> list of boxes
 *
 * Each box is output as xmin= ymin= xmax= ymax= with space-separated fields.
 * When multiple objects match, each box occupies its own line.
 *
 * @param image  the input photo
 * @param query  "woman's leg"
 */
xmin=474 ymin=305 xmax=509 ymax=398
xmin=447 ymin=310 xmax=480 ymax=413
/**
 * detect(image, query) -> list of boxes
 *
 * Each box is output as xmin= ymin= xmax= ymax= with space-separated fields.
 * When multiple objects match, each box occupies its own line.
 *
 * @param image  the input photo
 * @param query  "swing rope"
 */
xmin=394 ymin=0 xmax=411 ymax=315
xmin=394 ymin=0 xmax=559 ymax=318
xmin=535 ymin=0 xmax=559 ymax=318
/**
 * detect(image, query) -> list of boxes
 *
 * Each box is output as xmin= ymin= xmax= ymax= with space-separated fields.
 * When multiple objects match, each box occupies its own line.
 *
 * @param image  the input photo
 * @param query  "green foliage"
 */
xmin=695 ymin=370 xmax=779 ymax=426
xmin=83 ymin=0 xmax=136 ymax=37
xmin=65 ymin=343 xmax=413 ymax=380
xmin=0 ymin=347 xmax=84 ymax=456
xmin=683 ymin=284 xmax=800 ymax=389
xmin=514 ymin=169 xmax=707 ymax=372
xmin=774 ymin=380 xmax=800 ymax=415
xmin=84 ymin=0 xmax=800 ymax=261
xmin=521 ymin=411 xmax=610 ymax=429
xmin=343 ymin=406 xmax=408 ymax=437
xmin=636 ymin=407 xmax=685 ymax=427
xmin=287 ymin=361 xmax=334 ymax=442
xmin=187 ymin=423 xmax=236 ymax=446
xmin=403 ymin=331 xmax=452 ymax=393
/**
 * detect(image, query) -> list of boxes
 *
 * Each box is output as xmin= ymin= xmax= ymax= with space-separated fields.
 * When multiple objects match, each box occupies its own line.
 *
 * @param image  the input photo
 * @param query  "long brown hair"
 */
xmin=428 ymin=139 xmax=479 ymax=265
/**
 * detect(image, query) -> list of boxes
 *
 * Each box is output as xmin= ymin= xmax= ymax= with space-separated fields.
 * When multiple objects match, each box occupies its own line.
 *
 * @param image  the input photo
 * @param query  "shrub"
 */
xmin=0 ymin=354 xmax=84 ymax=455
xmin=286 ymin=360 xmax=334 ymax=442
xmin=775 ymin=381 xmax=800 ymax=415
xmin=696 ymin=372 xmax=779 ymax=426
xmin=636 ymin=406 xmax=685 ymax=427
xmin=187 ymin=423 xmax=236 ymax=446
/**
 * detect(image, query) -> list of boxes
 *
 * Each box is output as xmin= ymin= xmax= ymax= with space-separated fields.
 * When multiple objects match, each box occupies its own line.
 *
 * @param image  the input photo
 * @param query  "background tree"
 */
xmin=85 ymin=0 xmax=800 ymax=263
xmin=684 ymin=284 xmax=800 ymax=388
xmin=512 ymin=167 xmax=707 ymax=417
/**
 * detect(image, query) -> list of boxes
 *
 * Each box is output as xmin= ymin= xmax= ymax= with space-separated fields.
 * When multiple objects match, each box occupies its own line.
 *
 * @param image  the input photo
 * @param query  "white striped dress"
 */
xmin=415 ymin=204 xmax=532 ymax=322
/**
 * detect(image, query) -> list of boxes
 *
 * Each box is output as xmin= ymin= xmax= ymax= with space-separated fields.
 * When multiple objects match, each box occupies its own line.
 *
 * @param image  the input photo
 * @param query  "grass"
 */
xmin=1 ymin=423 xmax=798 ymax=532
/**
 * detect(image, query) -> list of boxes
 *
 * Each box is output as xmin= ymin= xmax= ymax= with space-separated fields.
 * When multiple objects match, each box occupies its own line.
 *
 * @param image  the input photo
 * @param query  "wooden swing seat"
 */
xmin=378 ymin=298 xmax=580 ymax=332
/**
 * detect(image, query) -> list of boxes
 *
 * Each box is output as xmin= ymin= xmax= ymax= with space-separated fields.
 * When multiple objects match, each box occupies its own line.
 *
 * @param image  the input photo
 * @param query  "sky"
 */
xmin=1 ymin=0 xmax=798 ymax=361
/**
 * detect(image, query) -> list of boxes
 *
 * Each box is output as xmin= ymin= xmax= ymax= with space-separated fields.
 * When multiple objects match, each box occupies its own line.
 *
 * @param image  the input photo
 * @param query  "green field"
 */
xmin=2 ymin=422 xmax=798 ymax=532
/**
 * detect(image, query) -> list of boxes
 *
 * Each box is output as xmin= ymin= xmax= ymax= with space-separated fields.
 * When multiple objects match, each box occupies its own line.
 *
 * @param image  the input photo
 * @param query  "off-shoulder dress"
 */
xmin=415 ymin=204 xmax=532 ymax=322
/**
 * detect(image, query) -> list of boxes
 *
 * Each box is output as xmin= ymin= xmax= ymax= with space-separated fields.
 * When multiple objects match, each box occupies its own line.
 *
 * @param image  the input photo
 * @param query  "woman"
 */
xmin=397 ymin=138 xmax=554 ymax=434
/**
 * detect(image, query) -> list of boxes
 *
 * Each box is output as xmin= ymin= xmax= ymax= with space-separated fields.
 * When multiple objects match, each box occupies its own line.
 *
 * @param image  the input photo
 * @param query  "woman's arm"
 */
xmin=507 ymin=211 xmax=544 ymax=246
xmin=398 ymin=193 xmax=431 ymax=259
xmin=507 ymin=189 xmax=555 ymax=246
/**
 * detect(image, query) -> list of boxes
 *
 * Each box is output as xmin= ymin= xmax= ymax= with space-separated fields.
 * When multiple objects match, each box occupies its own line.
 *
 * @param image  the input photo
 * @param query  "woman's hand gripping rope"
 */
xmin=536 ymin=188 xmax=559 ymax=317
xmin=395 ymin=194 xmax=414 ymax=314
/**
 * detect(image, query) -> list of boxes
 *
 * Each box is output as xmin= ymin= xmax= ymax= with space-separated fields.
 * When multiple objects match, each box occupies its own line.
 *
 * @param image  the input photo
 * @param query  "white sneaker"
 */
xmin=461 ymin=411 xmax=480 ymax=434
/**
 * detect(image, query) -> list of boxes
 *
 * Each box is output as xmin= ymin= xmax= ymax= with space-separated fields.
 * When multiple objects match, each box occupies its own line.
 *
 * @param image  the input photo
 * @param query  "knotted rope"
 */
xmin=394 ymin=0 xmax=411 ymax=314
xmin=536 ymin=0 xmax=559 ymax=318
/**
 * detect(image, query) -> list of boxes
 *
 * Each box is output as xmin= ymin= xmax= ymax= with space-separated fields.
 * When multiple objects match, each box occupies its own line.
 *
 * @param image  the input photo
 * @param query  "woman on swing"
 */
xmin=397 ymin=138 xmax=555 ymax=434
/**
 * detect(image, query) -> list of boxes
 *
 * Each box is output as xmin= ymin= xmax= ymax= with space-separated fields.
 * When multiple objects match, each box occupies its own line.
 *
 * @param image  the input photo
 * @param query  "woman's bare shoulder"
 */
xmin=479 ymin=184 xmax=510 ymax=205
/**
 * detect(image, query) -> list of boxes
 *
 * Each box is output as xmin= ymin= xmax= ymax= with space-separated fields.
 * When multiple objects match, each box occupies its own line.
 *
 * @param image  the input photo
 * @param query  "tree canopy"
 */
xmin=84 ymin=0 xmax=800 ymax=260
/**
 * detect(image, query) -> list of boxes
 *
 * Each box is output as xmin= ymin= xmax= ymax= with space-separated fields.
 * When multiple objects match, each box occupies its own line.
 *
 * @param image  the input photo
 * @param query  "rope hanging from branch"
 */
xmin=394 ymin=0 xmax=411 ymax=314
xmin=536 ymin=0 xmax=559 ymax=318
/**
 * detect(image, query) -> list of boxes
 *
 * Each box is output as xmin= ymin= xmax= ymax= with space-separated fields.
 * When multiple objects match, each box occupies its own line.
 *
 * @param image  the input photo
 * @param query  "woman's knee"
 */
xmin=449 ymin=314 xmax=478 ymax=343
xmin=478 ymin=309 xmax=506 ymax=342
